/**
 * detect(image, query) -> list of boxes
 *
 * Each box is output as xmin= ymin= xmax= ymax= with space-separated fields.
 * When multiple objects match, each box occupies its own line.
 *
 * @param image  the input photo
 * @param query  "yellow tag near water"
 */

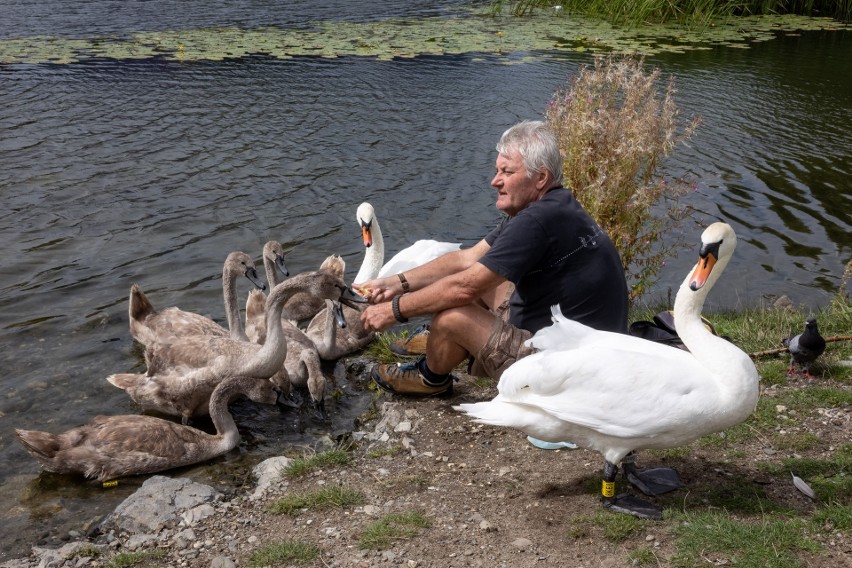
xmin=602 ymin=480 xmax=615 ymax=498
xmin=102 ymin=480 xmax=119 ymax=488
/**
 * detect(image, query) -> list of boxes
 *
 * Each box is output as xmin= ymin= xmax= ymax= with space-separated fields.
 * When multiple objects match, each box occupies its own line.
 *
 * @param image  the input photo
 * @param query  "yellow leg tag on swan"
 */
xmin=602 ymin=480 xmax=615 ymax=498
xmin=102 ymin=480 xmax=118 ymax=488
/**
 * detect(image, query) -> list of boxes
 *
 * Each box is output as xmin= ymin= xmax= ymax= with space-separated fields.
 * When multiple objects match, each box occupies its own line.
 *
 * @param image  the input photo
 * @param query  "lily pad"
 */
xmin=0 ymin=11 xmax=847 ymax=65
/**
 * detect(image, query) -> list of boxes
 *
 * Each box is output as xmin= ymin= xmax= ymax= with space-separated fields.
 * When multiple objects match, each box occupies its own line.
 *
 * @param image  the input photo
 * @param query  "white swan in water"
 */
xmin=128 ymin=250 xmax=265 ymax=346
xmin=353 ymin=202 xmax=461 ymax=283
xmin=304 ymin=203 xmax=460 ymax=358
xmin=455 ymin=222 xmax=759 ymax=519
xmin=16 ymin=375 xmax=278 ymax=482
xmin=108 ymin=271 xmax=364 ymax=424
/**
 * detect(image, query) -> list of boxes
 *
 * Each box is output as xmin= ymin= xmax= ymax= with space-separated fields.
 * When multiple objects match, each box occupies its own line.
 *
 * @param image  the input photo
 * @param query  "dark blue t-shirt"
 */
xmin=479 ymin=187 xmax=629 ymax=334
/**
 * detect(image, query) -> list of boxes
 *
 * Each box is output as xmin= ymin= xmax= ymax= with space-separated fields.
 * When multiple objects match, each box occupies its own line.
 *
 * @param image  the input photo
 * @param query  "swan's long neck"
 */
xmin=243 ymin=280 xmax=305 ymax=377
xmin=207 ymin=378 xmax=242 ymax=451
xmin=312 ymin=299 xmax=338 ymax=357
xmin=355 ymin=217 xmax=384 ymax=283
xmin=265 ymin=254 xmax=283 ymax=288
xmin=223 ymin=268 xmax=248 ymax=342
xmin=673 ymin=252 xmax=749 ymax=378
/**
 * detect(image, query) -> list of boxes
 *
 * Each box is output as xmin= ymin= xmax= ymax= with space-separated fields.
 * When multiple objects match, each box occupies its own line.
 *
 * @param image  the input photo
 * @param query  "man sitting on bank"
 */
xmin=357 ymin=120 xmax=629 ymax=396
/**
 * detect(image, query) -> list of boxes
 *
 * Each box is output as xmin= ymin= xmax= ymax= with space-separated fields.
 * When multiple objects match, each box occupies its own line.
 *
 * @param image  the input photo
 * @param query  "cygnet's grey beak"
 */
xmin=275 ymin=254 xmax=289 ymax=278
xmin=245 ymin=266 xmax=266 ymax=291
xmin=331 ymin=300 xmax=347 ymax=328
xmin=339 ymin=286 xmax=367 ymax=309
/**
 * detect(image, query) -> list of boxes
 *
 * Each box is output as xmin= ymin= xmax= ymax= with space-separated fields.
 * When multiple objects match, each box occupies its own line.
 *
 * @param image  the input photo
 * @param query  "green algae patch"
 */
xmin=0 ymin=12 xmax=848 ymax=65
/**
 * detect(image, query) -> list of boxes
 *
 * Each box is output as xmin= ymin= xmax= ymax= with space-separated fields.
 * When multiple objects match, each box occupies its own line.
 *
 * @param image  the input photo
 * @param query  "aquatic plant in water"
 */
xmin=0 ymin=11 xmax=847 ymax=65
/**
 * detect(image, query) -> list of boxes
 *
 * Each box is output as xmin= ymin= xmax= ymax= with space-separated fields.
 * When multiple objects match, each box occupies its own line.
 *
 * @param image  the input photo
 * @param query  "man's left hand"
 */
xmin=360 ymin=302 xmax=397 ymax=333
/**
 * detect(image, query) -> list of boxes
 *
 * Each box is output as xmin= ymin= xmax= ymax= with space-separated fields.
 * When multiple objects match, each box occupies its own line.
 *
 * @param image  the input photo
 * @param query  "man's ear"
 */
xmin=535 ymin=168 xmax=552 ymax=190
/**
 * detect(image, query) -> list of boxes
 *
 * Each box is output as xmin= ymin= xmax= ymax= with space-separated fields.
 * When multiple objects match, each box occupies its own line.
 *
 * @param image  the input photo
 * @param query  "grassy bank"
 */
xmin=355 ymin=291 xmax=851 ymax=566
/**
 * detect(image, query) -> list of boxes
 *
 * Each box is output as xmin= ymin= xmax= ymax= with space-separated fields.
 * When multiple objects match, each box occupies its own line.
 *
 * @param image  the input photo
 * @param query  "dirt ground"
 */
xmin=172 ymin=358 xmax=850 ymax=568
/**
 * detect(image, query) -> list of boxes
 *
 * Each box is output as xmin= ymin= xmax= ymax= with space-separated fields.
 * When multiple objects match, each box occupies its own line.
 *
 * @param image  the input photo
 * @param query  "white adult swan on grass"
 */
xmin=108 ymin=271 xmax=364 ymax=424
xmin=455 ymin=222 xmax=759 ymax=519
xmin=16 ymin=375 xmax=277 ymax=482
xmin=129 ymin=251 xmax=266 ymax=347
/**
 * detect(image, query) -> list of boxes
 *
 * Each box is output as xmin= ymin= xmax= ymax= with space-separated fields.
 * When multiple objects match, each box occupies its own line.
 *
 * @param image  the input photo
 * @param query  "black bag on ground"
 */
xmin=628 ymin=310 xmax=727 ymax=352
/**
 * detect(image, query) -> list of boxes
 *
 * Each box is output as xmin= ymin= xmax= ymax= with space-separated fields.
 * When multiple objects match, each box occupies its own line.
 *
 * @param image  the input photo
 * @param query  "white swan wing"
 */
xmin=378 ymin=240 xmax=461 ymax=277
xmin=494 ymin=344 xmax=720 ymax=439
xmin=529 ymin=306 xmax=699 ymax=359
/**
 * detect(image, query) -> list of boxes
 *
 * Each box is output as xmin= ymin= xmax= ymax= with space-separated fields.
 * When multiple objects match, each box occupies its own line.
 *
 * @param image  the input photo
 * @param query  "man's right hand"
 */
xmin=352 ymin=276 xmax=402 ymax=304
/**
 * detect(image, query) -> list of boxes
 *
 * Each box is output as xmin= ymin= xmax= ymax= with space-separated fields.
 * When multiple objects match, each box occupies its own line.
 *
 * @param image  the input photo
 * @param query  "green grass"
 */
xmin=283 ymin=449 xmax=352 ymax=478
xmin=363 ymin=329 xmax=408 ymax=364
xmin=366 ymin=445 xmax=402 ymax=459
xmin=713 ymin=385 xmax=852 ymax=446
xmin=633 ymin=292 xmax=852 ymax=364
xmin=754 ymin=446 xmax=852 ymax=504
xmin=812 ymin=502 xmax=852 ymax=531
xmin=266 ymin=485 xmax=365 ymax=515
xmin=249 ymin=539 xmax=319 ymax=566
xmin=375 ymin=473 xmax=432 ymax=494
xmin=592 ymin=510 xmax=646 ymax=541
xmin=687 ymin=476 xmax=789 ymax=515
xmin=626 ymin=546 xmax=659 ymax=566
xmin=71 ymin=544 xmax=104 ymax=559
xmin=669 ymin=511 xmax=821 ymax=568
xmin=358 ymin=511 xmax=431 ymax=550
xmin=772 ymin=432 xmax=821 ymax=451
xmin=567 ymin=511 xmax=655 ymax=545
xmin=106 ymin=549 xmax=166 ymax=568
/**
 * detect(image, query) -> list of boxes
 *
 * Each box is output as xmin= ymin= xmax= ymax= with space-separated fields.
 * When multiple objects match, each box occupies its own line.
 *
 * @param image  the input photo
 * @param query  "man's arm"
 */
xmin=356 ymin=239 xmax=491 ymax=303
xmin=360 ymin=243 xmax=507 ymax=333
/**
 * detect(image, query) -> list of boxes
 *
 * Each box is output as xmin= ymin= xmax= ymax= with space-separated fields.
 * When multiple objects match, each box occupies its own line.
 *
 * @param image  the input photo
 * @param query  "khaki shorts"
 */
xmin=468 ymin=316 xmax=536 ymax=380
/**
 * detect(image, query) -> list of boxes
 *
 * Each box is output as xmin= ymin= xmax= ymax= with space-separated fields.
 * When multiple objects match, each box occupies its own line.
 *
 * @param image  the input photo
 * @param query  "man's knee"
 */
xmin=431 ymin=306 xmax=496 ymax=352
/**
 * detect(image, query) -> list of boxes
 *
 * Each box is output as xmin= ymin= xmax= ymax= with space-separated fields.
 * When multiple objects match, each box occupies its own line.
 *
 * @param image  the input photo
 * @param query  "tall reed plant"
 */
xmin=493 ymin=0 xmax=851 ymax=26
xmin=545 ymin=55 xmax=700 ymax=300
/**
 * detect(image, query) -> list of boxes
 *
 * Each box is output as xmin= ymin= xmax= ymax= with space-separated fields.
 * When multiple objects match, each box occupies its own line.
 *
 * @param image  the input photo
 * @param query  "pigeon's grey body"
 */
xmin=783 ymin=317 xmax=826 ymax=378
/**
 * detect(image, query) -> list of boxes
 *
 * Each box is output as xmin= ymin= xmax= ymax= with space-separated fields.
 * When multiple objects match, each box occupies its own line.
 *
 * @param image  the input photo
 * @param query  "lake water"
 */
xmin=0 ymin=0 xmax=849 ymax=560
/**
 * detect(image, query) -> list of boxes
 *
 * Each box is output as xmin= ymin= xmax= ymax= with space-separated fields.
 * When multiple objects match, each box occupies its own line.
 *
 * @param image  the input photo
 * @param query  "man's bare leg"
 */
xmin=425 ymin=303 xmax=498 ymax=375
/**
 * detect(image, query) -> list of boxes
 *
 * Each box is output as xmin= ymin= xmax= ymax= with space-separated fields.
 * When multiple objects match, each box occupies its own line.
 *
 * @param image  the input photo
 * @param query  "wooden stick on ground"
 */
xmin=748 ymin=335 xmax=852 ymax=359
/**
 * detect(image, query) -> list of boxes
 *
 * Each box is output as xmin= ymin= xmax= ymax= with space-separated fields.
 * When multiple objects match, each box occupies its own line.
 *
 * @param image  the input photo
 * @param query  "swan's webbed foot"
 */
xmin=601 ymin=493 xmax=663 ymax=520
xmin=312 ymin=399 xmax=329 ymax=422
xmin=600 ymin=460 xmax=664 ymax=520
xmin=276 ymin=392 xmax=302 ymax=410
xmin=622 ymin=460 xmax=683 ymax=496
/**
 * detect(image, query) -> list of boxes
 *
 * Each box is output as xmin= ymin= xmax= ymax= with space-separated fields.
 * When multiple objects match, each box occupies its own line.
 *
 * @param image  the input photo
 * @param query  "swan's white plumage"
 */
xmin=353 ymin=202 xmax=460 ymax=283
xmin=456 ymin=222 xmax=759 ymax=466
xmin=378 ymin=239 xmax=462 ymax=278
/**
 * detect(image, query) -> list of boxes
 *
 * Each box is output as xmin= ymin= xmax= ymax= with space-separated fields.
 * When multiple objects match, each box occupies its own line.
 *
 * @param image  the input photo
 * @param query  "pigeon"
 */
xmin=782 ymin=317 xmax=826 ymax=379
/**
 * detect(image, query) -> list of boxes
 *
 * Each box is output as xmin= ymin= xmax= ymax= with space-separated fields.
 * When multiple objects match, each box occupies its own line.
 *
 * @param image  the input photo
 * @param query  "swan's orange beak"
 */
xmin=361 ymin=225 xmax=373 ymax=248
xmin=688 ymin=251 xmax=717 ymax=291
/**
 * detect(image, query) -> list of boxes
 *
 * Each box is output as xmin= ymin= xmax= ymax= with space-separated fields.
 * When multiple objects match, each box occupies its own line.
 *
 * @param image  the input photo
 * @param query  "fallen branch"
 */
xmin=748 ymin=335 xmax=852 ymax=359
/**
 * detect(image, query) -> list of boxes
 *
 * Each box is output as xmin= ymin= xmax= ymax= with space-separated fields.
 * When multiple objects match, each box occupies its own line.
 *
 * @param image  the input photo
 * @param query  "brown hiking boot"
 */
xmin=390 ymin=324 xmax=430 ymax=356
xmin=371 ymin=358 xmax=454 ymax=397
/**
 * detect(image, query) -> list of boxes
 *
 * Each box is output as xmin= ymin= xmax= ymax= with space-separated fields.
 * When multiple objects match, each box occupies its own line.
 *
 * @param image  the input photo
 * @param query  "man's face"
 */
xmin=490 ymin=150 xmax=545 ymax=217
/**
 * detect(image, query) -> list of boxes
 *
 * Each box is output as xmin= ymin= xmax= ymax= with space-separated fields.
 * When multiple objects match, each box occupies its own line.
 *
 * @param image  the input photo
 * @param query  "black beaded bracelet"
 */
xmin=391 ymin=294 xmax=408 ymax=323
xmin=398 ymin=272 xmax=410 ymax=293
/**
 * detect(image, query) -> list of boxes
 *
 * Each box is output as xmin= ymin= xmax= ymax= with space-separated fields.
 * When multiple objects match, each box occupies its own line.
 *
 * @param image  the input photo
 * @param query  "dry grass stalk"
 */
xmin=546 ymin=55 xmax=700 ymax=300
